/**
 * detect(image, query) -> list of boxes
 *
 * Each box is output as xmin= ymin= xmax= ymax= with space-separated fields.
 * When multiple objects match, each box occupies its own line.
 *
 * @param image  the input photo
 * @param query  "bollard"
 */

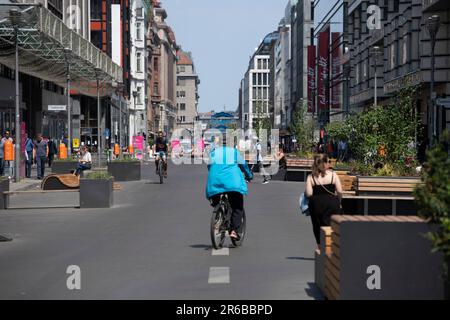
xmin=4 ymin=140 xmax=14 ymax=161
xmin=59 ymin=143 xmax=68 ymax=159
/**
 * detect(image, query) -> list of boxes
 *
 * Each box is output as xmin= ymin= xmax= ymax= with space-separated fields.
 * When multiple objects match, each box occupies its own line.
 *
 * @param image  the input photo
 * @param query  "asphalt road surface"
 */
xmin=0 ymin=161 xmax=321 ymax=299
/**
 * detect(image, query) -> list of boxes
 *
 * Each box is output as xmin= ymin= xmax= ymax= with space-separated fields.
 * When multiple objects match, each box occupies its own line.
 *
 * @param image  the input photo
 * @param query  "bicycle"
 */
xmin=210 ymin=194 xmax=246 ymax=249
xmin=155 ymin=151 xmax=166 ymax=184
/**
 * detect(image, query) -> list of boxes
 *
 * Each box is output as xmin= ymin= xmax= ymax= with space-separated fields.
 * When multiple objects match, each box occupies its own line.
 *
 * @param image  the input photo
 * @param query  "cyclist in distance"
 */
xmin=206 ymin=137 xmax=253 ymax=240
xmin=153 ymin=131 xmax=169 ymax=177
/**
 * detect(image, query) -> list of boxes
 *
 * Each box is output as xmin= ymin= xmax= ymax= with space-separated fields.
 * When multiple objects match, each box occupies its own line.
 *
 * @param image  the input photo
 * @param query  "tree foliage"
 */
xmin=326 ymin=86 xmax=420 ymax=174
xmin=252 ymin=100 xmax=271 ymax=139
xmin=291 ymin=101 xmax=314 ymax=157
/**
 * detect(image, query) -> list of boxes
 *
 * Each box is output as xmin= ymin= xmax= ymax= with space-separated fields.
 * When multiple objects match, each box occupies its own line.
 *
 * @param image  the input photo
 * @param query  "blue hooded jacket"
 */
xmin=205 ymin=146 xmax=253 ymax=199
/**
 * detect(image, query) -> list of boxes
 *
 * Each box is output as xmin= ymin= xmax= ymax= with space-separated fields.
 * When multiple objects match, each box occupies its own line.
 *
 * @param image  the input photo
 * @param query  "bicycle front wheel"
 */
xmin=210 ymin=205 xmax=226 ymax=250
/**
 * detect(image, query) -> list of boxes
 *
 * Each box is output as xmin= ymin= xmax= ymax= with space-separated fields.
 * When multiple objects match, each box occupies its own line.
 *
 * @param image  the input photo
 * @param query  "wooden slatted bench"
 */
xmin=317 ymin=215 xmax=444 ymax=300
xmin=356 ymin=176 xmax=421 ymax=196
xmin=336 ymin=171 xmax=356 ymax=192
xmin=341 ymin=193 xmax=417 ymax=215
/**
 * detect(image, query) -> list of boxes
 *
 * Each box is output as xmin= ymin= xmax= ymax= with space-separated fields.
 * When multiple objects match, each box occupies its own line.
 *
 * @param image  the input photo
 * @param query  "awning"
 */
xmin=0 ymin=3 xmax=123 ymax=97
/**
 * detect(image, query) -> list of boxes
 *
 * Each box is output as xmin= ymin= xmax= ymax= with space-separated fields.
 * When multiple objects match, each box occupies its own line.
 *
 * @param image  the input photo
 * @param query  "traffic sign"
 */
xmin=48 ymin=105 xmax=66 ymax=111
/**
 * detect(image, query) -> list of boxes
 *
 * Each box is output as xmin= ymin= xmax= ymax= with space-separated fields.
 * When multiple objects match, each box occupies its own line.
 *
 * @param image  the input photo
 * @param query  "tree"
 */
xmin=414 ymin=130 xmax=450 ymax=298
xmin=291 ymin=100 xmax=314 ymax=156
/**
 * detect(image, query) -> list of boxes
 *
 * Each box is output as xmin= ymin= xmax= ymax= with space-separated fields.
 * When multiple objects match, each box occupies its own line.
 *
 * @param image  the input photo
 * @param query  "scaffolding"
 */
xmin=0 ymin=3 xmax=123 ymax=97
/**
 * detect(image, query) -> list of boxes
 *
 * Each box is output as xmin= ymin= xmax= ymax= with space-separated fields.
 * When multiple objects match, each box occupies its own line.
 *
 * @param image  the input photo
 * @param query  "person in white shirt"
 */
xmin=75 ymin=146 xmax=92 ymax=176
xmin=255 ymin=139 xmax=270 ymax=184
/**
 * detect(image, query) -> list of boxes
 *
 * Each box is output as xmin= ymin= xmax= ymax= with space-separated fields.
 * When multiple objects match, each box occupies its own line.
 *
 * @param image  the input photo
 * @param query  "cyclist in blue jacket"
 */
xmin=206 ymin=139 xmax=253 ymax=240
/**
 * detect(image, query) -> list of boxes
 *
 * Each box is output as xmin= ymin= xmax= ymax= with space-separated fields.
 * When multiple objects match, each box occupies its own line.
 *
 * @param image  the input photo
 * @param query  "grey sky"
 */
xmin=162 ymin=0 xmax=340 ymax=113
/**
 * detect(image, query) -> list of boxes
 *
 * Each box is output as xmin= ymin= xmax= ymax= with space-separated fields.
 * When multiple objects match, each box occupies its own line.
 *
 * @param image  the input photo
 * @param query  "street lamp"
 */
xmin=132 ymin=90 xmax=138 ymax=138
xmin=10 ymin=8 xmax=22 ymax=183
xmin=94 ymin=67 xmax=102 ymax=168
xmin=370 ymin=46 xmax=382 ymax=108
xmin=426 ymin=14 xmax=441 ymax=145
xmin=63 ymin=47 xmax=72 ymax=157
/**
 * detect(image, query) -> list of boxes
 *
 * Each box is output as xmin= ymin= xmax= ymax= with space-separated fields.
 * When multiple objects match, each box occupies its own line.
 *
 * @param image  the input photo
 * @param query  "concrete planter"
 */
xmin=79 ymin=178 xmax=113 ymax=208
xmin=52 ymin=161 xmax=78 ymax=174
xmin=0 ymin=178 xmax=9 ymax=210
xmin=107 ymin=161 xmax=141 ymax=181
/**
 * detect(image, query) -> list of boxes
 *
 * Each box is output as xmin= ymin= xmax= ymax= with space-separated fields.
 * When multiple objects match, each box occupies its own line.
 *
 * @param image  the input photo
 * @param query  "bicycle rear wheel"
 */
xmin=158 ymin=160 xmax=164 ymax=184
xmin=231 ymin=209 xmax=246 ymax=247
xmin=210 ymin=205 xmax=226 ymax=250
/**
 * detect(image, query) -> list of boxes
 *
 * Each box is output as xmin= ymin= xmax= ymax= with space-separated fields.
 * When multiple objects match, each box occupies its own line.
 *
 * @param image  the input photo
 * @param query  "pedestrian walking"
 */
xmin=47 ymin=138 xmax=58 ymax=167
xmin=255 ymin=139 xmax=270 ymax=184
xmin=33 ymin=133 xmax=48 ymax=180
xmin=305 ymin=154 xmax=343 ymax=248
xmin=24 ymin=132 xmax=34 ymax=178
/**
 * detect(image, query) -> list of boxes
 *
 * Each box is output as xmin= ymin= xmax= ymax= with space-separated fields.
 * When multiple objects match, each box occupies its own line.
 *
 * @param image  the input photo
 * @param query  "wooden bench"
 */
xmin=285 ymin=158 xmax=314 ymax=182
xmin=336 ymin=171 xmax=356 ymax=192
xmin=356 ymin=176 xmax=421 ymax=196
xmin=3 ymin=189 xmax=80 ymax=209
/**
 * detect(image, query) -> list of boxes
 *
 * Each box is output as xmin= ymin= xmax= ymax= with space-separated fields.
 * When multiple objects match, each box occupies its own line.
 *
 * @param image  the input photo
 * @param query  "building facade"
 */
xmin=176 ymin=50 xmax=200 ymax=133
xmin=241 ymin=32 xmax=278 ymax=131
xmin=129 ymin=0 xmax=149 ymax=142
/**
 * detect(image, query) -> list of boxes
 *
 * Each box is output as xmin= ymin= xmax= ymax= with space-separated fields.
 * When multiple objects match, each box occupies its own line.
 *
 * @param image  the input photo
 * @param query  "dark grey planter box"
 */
xmin=79 ymin=178 xmax=113 ymax=208
xmin=107 ymin=161 xmax=141 ymax=181
xmin=0 ymin=178 xmax=9 ymax=210
xmin=52 ymin=161 xmax=78 ymax=174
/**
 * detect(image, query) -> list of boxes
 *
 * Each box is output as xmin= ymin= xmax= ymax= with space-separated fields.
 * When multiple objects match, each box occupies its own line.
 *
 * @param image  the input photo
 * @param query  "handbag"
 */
xmin=299 ymin=192 xmax=310 ymax=216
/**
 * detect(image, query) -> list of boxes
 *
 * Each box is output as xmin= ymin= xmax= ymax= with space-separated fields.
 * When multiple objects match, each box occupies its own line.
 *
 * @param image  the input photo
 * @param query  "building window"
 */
xmin=90 ymin=0 xmax=102 ymax=20
xmin=177 ymin=79 xmax=186 ymax=86
xmin=402 ymin=35 xmax=408 ymax=65
xmin=177 ymin=66 xmax=185 ymax=73
xmin=136 ymin=52 xmax=142 ymax=72
xmin=355 ymin=63 xmax=360 ymax=84
xmin=252 ymin=73 xmax=257 ymax=86
xmin=178 ymin=91 xmax=186 ymax=98
xmin=136 ymin=22 xmax=142 ymax=40
xmin=91 ymin=30 xmax=102 ymax=50
xmin=180 ymin=103 xmax=186 ymax=111
xmin=390 ymin=43 xmax=396 ymax=69
xmin=153 ymin=82 xmax=159 ymax=95
xmin=179 ymin=116 xmax=186 ymax=123
xmin=154 ymin=58 xmax=159 ymax=72
xmin=257 ymin=59 xmax=262 ymax=69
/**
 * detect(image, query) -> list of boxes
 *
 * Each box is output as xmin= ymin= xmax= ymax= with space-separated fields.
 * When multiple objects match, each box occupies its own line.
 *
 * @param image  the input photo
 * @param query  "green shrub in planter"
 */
xmin=0 ymin=176 xmax=9 ymax=210
xmin=108 ymin=158 xmax=141 ymax=181
xmin=80 ymin=171 xmax=113 ymax=208
xmin=414 ymin=130 xmax=450 ymax=298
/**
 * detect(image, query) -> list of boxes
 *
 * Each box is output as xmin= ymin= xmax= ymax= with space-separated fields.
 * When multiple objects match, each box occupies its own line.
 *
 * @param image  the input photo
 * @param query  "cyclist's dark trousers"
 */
xmin=155 ymin=157 xmax=167 ymax=172
xmin=210 ymin=192 xmax=244 ymax=233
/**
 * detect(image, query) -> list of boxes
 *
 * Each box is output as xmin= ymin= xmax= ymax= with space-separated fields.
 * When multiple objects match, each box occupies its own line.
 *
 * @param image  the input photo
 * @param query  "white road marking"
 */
xmin=212 ymin=247 xmax=229 ymax=256
xmin=208 ymin=267 xmax=230 ymax=284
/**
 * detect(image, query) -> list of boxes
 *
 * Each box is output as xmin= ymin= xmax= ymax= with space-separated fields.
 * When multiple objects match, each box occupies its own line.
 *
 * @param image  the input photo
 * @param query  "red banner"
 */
xmin=307 ymin=45 xmax=316 ymax=113
xmin=317 ymin=29 xmax=330 ymax=111
xmin=331 ymin=32 xmax=342 ymax=110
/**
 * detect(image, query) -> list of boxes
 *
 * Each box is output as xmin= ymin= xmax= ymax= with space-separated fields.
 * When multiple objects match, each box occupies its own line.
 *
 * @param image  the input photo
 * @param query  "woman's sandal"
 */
xmin=229 ymin=231 xmax=240 ymax=241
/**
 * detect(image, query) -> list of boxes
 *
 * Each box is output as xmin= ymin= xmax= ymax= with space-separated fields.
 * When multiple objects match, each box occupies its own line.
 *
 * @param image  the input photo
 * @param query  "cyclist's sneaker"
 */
xmin=262 ymin=180 xmax=269 ymax=184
